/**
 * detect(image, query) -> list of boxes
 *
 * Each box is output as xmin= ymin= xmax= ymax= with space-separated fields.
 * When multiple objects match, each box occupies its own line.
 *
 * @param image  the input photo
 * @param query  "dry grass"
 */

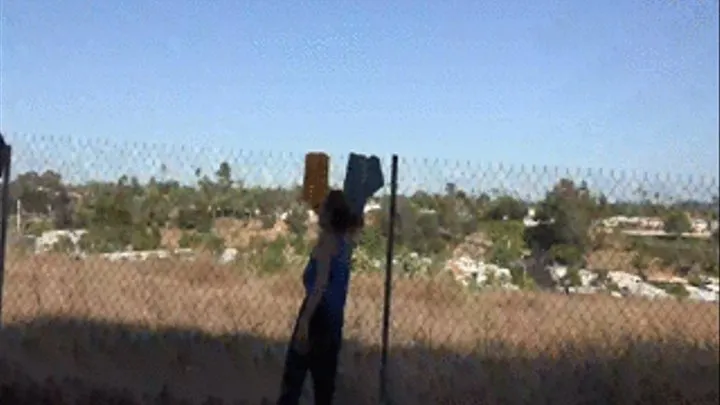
xmin=1 ymin=252 xmax=718 ymax=404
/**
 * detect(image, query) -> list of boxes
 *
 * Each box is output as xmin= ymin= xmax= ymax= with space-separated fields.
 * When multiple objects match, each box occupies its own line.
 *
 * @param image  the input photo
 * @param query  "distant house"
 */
xmin=601 ymin=215 xmax=663 ymax=231
xmin=34 ymin=229 xmax=87 ymax=253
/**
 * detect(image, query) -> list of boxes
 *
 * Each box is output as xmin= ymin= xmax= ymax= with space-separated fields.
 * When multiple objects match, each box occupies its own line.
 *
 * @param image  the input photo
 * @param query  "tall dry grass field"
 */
xmin=1 ymin=252 xmax=718 ymax=404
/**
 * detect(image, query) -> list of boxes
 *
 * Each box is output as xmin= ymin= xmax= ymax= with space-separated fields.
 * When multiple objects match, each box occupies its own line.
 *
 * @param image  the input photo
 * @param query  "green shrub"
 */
xmin=480 ymin=267 xmax=511 ymax=288
xmin=549 ymin=244 xmax=584 ymax=267
xmin=285 ymin=206 xmax=308 ymax=236
xmin=178 ymin=232 xmax=202 ymax=249
xmin=176 ymin=208 xmax=212 ymax=232
xmin=593 ymin=269 xmax=610 ymax=287
xmin=201 ymin=232 xmax=225 ymax=254
xmin=663 ymin=211 xmax=692 ymax=235
xmin=52 ymin=235 xmax=76 ymax=254
xmin=562 ymin=266 xmax=583 ymax=287
xmin=178 ymin=231 xmax=225 ymax=254
xmin=26 ymin=220 xmax=54 ymax=237
xmin=479 ymin=220 xmax=526 ymax=267
xmin=483 ymin=270 xmax=498 ymax=288
xmin=397 ymin=252 xmax=432 ymax=278
xmin=289 ymin=234 xmax=310 ymax=257
xmin=79 ymin=227 xmax=128 ymax=253
xmin=358 ymin=224 xmax=386 ymax=259
xmin=10 ymin=238 xmax=34 ymax=258
xmin=130 ymin=225 xmax=161 ymax=251
xmin=483 ymin=196 xmax=527 ymax=221
xmin=631 ymin=253 xmax=652 ymax=272
xmin=687 ymin=273 xmax=704 ymax=288
xmin=660 ymin=282 xmax=690 ymax=299
xmin=509 ymin=264 xmax=536 ymax=290
xmin=605 ymin=281 xmax=621 ymax=293
xmin=633 ymin=238 xmax=717 ymax=275
xmin=254 ymin=236 xmax=289 ymax=274
xmin=259 ymin=214 xmax=276 ymax=230
xmin=427 ymin=250 xmax=452 ymax=276
xmin=352 ymin=247 xmax=382 ymax=273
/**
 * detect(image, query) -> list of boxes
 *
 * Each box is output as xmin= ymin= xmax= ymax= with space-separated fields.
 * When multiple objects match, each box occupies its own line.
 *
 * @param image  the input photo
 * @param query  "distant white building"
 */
xmin=364 ymin=200 xmax=382 ymax=213
xmin=35 ymin=229 xmax=87 ymax=253
xmin=601 ymin=216 xmax=663 ymax=230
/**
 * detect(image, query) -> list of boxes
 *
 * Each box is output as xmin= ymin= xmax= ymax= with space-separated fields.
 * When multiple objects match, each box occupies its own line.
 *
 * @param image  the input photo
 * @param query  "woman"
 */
xmin=277 ymin=190 xmax=362 ymax=405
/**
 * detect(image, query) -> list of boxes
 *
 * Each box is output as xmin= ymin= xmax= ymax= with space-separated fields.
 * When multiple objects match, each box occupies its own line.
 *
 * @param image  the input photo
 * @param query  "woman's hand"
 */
xmin=293 ymin=318 xmax=310 ymax=353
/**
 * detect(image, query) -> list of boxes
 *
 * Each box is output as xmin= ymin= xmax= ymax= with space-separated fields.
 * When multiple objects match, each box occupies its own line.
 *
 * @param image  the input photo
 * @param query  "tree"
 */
xmin=596 ymin=193 xmax=611 ymax=218
xmin=525 ymin=178 xmax=598 ymax=267
xmin=436 ymin=196 xmax=464 ymax=242
xmin=376 ymin=196 xmax=448 ymax=254
xmin=484 ymin=196 xmax=527 ymax=221
xmin=357 ymin=222 xmax=386 ymax=258
xmin=379 ymin=196 xmax=414 ymax=246
xmin=11 ymin=170 xmax=70 ymax=216
xmin=483 ymin=221 xmax=527 ymax=267
xmin=445 ymin=182 xmax=457 ymax=197
xmin=411 ymin=212 xmax=447 ymax=254
xmin=663 ymin=211 xmax=691 ymax=235
xmin=409 ymin=191 xmax=436 ymax=210
xmin=21 ymin=156 xmax=720 ymax=275
xmin=215 ymin=161 xmax=232 ymax=187
xmin=475 ymin=193 xmax=492 ymax=208
xmin=52 ymin=188 xmax=75 ymax=229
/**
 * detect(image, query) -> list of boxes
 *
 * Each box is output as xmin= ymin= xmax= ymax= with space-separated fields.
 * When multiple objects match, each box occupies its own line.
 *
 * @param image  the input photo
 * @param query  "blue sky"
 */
xmin=1 ymin=0 xmax=718 ymax=199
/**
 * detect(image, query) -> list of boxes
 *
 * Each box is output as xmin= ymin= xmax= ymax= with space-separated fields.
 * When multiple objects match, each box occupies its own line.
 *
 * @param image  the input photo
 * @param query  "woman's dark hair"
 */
xmin=321 ymin=190 xmax=363 ymax=233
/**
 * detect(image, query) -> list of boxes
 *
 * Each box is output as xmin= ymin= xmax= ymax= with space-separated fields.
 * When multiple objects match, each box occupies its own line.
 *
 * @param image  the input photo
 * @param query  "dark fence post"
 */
xmin=379 ymin=154 xmax=398 ymax=404
xmin=0 ymin=136 xmax=11 ymax=328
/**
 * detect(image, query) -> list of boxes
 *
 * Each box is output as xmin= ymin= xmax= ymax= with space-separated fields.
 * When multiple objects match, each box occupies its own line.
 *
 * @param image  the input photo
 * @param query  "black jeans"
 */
xmin=277 ymin=299 xmax=342 ymax=405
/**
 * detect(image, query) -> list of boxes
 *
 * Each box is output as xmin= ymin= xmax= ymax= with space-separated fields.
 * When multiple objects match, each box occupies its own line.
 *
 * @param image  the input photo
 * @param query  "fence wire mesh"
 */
xmin=381 ymin=157 xmax=719 ymax=404
xmin=0 ymin=133 xmax=718 ymax=405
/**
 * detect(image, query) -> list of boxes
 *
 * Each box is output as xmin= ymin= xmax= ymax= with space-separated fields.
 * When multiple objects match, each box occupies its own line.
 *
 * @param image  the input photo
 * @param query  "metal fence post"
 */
xmin=379 ymin=154 xmax=398 ymax=404
xmin=0 ymin=137 xmax=11 ymax=328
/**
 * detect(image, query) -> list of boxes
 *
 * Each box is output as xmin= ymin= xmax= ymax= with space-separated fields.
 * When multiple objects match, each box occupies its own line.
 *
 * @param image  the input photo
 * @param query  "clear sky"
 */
xmin=0 ymin=0 xmax=718 ymax=196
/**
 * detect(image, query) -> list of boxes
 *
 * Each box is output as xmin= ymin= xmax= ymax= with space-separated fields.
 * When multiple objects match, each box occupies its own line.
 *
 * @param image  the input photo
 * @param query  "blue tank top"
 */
xmin=302 ymin=235 xmax=352 ymax=332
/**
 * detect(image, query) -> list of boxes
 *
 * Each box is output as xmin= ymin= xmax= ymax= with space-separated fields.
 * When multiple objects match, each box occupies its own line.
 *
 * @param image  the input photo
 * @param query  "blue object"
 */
xmin=364 ymin=155 xmax=384 ymax=198
xmin=343 ymin=153 xmax=385 ymax=216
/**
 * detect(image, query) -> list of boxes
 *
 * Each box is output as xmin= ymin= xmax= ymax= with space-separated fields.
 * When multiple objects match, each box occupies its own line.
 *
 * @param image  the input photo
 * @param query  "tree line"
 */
xmin=9 ymin=162 xmax=719 ymax=272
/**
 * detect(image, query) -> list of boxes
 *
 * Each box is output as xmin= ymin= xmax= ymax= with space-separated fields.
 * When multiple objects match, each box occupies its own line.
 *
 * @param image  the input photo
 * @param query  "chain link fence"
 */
xmin=0 ymin=133 xmax=718 ymax=404
xmin=382 ymin=157 xmax=719 ymax=404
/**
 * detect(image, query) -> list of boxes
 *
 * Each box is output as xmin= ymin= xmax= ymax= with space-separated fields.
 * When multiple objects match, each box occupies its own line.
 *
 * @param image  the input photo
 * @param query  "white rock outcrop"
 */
xmin=447 ymin=256 xmax=718 ymax=303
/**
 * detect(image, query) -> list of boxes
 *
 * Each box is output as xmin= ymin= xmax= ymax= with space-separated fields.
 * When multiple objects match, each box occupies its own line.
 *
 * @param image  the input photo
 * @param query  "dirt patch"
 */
xmin=160 ymin=218 xmax=290 ymax=250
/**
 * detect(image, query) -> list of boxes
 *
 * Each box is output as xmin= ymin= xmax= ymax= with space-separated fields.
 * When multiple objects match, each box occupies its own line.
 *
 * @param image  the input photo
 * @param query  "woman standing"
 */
xmin=277 ymin=190 xmax=362 ymax=405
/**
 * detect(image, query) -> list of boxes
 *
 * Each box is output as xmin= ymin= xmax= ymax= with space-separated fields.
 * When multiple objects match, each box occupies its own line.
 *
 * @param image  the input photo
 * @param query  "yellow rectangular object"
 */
xmin=302 ymin=152 xmax=330 ymax=211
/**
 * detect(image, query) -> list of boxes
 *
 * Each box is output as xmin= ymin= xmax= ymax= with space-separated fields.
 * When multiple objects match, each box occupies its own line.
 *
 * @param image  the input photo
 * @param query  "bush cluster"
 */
xmin=13 ymin=165 xmax=719 ymax=277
